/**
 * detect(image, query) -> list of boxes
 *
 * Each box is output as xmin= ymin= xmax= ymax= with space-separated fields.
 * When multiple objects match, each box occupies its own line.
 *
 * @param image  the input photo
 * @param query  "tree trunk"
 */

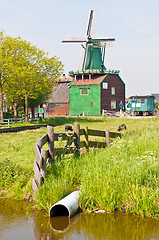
xmin=31 ymin=107 xmax=35 ymax=118
xmin=25 ymin=94 xmax=28 ymax=123
xmin=13 ymin=103 xmax=18 ymax=118
xmin=0 ymin=81 xmax=3 ymax=120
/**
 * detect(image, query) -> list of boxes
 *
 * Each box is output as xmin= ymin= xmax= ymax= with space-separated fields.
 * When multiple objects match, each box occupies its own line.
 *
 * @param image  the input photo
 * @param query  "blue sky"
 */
xmin=0 ymin=0 xmax=159 ymax=97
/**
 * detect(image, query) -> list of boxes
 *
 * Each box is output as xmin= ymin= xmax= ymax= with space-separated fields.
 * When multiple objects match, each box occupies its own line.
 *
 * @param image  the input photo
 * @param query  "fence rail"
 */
xmin=0 ymin=118 xmax=39 ymax=127
xmin=0 ymin=118 xmax=24 ymax=127
xmin=32 ymin=123 xmax=121 ymax=192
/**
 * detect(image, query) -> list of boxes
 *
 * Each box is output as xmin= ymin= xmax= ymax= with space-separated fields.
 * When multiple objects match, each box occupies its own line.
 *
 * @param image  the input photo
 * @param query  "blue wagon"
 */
xmin=126 ymin=96 xmax=155 ymax=116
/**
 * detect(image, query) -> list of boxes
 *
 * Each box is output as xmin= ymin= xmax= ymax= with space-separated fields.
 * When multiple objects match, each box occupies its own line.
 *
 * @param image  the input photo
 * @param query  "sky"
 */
xmin=0 ymin=0 xmax=159 ymax=97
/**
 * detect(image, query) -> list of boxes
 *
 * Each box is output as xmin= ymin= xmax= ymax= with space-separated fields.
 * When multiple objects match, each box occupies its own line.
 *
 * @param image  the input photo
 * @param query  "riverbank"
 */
xmin=0 ymin=116 xmax=159 ymax=218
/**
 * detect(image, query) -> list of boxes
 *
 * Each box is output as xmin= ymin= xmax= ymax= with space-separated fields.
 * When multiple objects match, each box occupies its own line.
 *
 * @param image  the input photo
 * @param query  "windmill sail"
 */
xmin=82 ymin=44 xmax=88 ymax=70
xmin=92 ymin=38 xmax=115 ymax=42
xmin=62 ymin=36 xmax=86 ymax=43
xmin=86 ymin=10 xmax=98 ymax=38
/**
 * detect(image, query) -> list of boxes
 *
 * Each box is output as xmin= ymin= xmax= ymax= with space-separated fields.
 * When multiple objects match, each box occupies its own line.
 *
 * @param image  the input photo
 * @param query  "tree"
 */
xmin=0 ymin=31 xmax=63 ymax=122
xmin=155 ymin=102 xmax=159 ymax=110
xmin=0 ymin=30 xmax=6 ymax=120
xmin=28 ymin=90 xmax=50 ymax=118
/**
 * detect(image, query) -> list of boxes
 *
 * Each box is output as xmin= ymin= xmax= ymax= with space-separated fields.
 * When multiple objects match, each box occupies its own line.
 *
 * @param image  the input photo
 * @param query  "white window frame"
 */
xmin=111 ymin=100 xmax=116 ymax=109
xmin=111 ymin=87 xmax=115 ymax=95
xmin=103 ymin=82 xmax=108 ymax=89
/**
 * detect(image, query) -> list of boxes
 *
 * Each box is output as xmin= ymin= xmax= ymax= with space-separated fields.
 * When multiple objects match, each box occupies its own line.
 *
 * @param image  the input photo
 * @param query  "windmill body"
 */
xmin=84 ymin=40 xmax=105 ymax=70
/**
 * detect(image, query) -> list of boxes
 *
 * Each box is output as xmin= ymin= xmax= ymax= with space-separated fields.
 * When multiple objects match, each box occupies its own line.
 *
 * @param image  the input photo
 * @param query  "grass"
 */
xmin=0 ymin=116 xmax=159 ymax=217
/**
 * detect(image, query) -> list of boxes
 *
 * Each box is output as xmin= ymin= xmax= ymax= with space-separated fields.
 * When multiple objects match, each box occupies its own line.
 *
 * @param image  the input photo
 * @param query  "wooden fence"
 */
xmin=32 ymin=123 xmax=121 ymax=192
xmin=0 ymin=117 xmax=39 ymax=128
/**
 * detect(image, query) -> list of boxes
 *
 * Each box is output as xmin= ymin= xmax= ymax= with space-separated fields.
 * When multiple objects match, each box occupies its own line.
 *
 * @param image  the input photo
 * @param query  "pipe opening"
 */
xmin=50 ymin=204 xmax=69 ymax=217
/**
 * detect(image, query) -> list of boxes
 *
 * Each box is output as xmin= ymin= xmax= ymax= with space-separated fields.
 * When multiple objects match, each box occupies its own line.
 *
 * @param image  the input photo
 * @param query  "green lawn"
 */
xmin=0 ymin=116 xmax=159 ymax=217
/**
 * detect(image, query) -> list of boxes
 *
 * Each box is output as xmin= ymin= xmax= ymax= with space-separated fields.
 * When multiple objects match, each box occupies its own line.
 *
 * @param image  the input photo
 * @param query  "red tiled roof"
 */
xmin=70 ymin=74 xmax=107 ymax=86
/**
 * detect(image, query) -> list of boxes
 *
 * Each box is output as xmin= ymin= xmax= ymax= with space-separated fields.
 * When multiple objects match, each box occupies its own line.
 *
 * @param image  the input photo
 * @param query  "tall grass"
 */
xmin=79 ymin=131 xmax=159 ymax=217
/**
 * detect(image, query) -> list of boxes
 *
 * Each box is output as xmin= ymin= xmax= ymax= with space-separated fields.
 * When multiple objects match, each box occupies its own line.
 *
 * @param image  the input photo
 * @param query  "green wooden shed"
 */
xmin=69 ymin=70 xmax=125 ymax=116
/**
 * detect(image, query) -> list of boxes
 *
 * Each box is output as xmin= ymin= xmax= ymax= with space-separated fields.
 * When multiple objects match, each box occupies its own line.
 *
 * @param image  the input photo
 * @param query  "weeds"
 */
xmin=0 ymin=158 xmax=32 ymax=199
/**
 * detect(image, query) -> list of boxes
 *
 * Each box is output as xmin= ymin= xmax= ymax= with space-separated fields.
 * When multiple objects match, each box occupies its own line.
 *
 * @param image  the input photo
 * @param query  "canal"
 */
xmin=0 ymin=199 xmax=159 ymax=240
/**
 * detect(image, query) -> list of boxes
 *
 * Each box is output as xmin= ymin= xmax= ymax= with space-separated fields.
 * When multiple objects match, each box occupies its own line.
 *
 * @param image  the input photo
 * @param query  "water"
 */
xmin=0 ymin=199 xmax=159 ymax=240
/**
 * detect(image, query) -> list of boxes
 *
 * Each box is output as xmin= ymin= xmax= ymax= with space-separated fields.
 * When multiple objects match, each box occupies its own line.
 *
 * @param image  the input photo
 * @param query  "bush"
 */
xmin=0 ymin=158 xmax=31 ymax=190
xmin=3 ymin=111 xmax=14 ymax=119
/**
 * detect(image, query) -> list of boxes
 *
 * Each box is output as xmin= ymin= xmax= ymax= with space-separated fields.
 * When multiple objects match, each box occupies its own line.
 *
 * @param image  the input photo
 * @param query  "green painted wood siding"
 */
xmin=147 ymin=97 xmax=155 ymax=111
xmin=69 ymin=85 xmax=101 ymax=115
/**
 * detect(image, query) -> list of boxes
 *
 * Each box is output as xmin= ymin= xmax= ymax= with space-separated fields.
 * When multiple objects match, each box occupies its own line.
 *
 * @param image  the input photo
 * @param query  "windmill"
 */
xmin=62 ymin=10 xmax=115 ymax=72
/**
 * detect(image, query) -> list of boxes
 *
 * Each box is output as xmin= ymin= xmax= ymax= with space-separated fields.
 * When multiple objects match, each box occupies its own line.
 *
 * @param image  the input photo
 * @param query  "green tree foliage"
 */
xmin=0 ymin=30 xmax=63 ymax=122
xmin=0 ymin=30 xmax=6 ymax=120
xmin=28 ymin=93 xmax=48 ymax=118
xmin=155 ymin=101 xmax=159 ymax=110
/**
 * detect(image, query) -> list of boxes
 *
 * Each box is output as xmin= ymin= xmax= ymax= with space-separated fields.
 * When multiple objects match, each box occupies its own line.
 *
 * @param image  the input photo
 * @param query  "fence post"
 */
xmin=74 ymin=122 xmax=80 ymax=156
xmin=41 ymin=149 xmax=47 ymax=178
xmin=37 ymin=138 xmax=42 ymax=149
xmin=47 ymin=125 xmax=54 ymax=163
xmin=33 ymin=141 xmax=43 ymax=192
xmin=8 ymin=119 xmax=10 ymax=128
xmin=105 ymin=129 xmax=110 ymax=147
xmin=84 ymin=126 xmax=89 ymax=151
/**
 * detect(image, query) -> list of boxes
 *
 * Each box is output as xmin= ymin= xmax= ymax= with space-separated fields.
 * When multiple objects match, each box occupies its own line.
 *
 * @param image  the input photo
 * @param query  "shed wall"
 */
xmin=47 ymin=103 xmax=69 ymax=116
xmin=69 ymin=85 xmax=101 ymax=115
xmin=101 ymin=74 xmax=125 ymax=113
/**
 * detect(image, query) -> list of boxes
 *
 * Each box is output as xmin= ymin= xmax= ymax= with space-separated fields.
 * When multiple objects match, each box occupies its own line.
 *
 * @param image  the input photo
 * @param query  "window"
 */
xmin=141 ymin=99 xmax=145 ymax=104
xmin=81 ymin=88 xmax=88 ymax=95
xmin=111 ymin=87 xmax=115 ymax=95
xmin=136 ymin=103 xmax=141 ymax=107
xmin=90 ymin=101 xmax=94 ymax=107
xmin=49 ymin=103 xmax=55 ymax=108
xmin=55 ymin=104 xmax=62 ymax=107
xmin=111 ymin=100 xmax=116 ymax=109
xmin=103 ymin=82 xmax=108 ymax=89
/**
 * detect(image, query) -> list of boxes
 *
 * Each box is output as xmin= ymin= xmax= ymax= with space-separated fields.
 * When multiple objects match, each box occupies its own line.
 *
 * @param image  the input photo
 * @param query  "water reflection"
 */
xmin=0 ymin=199 xmax=34 ymax=240
xmin=77 ymin=213 xmax=159 ymax=240
xmin=50 ymin=214 xmax=80 ymax=232
xmin=0 ymin=199 xmax=159 ymax=240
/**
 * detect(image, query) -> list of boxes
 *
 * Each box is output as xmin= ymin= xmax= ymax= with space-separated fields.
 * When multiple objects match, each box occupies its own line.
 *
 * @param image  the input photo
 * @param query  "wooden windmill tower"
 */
xmin=62 ymin=10 xmax=115 ymax=73
xmin=62 ymin=10 xmax=125 ymax=116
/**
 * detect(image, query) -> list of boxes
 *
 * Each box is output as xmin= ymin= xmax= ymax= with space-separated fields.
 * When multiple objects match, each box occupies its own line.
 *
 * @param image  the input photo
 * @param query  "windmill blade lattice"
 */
xmin=62 ymin=36 xmax=86 ymax=43
xmin=86 ymin=10 xmax=97 ymax=38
